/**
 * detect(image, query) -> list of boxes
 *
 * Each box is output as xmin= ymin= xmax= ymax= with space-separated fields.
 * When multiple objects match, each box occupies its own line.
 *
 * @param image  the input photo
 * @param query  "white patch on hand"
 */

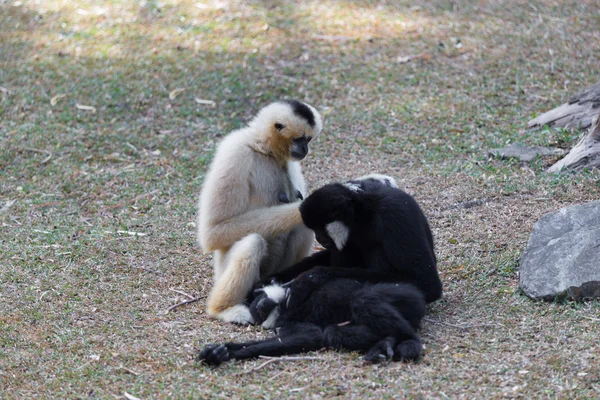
xmin=342 ymin=182 xmax=363 ymax=193
xmin=326 ymin=221 xmax=350 ymax=250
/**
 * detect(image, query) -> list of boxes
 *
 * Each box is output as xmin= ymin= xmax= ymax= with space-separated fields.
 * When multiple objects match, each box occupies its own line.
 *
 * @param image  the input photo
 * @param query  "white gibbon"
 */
xmin=197 ymin=100 xmax=323 ymax=324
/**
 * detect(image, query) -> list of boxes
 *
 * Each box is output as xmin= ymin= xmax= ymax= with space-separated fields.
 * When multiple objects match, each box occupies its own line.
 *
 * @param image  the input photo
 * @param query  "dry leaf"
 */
xmin=50 ymin=94 xmax=67 ymax=106
xmin=75 ymin=104 xmax=97 ymax=113
xmin=194 ymin=98 xmax=216 ymax=107
xmin=124 ymin=393 xmax=142 ymax=400
xmin=396 ymin=52 xmax=431 ymax=64
xmin=169 ymin=88 xmax=186 ymax=100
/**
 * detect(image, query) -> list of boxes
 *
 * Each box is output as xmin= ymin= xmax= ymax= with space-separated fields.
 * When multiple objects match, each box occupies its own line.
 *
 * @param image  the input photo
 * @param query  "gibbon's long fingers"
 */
xmin=207 ymin=234 xmax=267 ymax=323
xmin=201 ymin=202 xmax=303 ymax=252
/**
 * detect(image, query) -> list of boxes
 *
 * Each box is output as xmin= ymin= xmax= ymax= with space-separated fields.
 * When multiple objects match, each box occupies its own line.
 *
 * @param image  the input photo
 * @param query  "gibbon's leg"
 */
xmin=198 ymin=322 xmax=324 ymax=366
xmin=206 ymin=233 xmax=267 ymax=324
xmin=323 ymin=324 xmax=381 ymax=351
xmin=267 ymin=249 xmax=331 ymax=284
xmin=350 ymin=292 xmax=423 ymax=362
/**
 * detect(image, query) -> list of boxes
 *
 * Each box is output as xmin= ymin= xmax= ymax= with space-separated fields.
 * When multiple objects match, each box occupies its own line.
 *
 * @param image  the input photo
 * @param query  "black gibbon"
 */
xmin=196 ymin=100 xmax=323 ymax=324
xmin=250 ymin=174 xmax=441 ymax=325
xmin=198 ymin=278 xmax=426 ymax=366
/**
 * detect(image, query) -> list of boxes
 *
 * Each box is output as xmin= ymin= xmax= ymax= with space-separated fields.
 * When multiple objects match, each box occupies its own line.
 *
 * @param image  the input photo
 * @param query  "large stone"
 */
xmin=519 ymin=200 xmax=600 ymax=301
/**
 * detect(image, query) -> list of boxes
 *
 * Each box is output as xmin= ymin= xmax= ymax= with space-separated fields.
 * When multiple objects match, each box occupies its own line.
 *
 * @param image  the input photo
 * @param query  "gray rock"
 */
xmin=488 ymin=143 xmax=564 ymax=163
xmin=520 ymin=200 xmax=600 ymax=301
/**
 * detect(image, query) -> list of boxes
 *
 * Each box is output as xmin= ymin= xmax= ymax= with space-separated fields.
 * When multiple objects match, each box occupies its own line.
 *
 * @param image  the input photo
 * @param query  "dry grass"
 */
xmin=1 ymin=0 xmax=600 ymax=398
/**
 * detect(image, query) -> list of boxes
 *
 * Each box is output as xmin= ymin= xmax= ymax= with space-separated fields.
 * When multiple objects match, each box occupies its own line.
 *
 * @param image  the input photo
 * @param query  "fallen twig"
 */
xmin=238 ymin=355 xmax=326 ymax=374
xmin=166 ymin=295 xmax=205 ymax=313
xmin=169 ymin=288 xmax=195 ymax=299
xmin=424 ymin=318 xmax=500 ymax=330
xmin=130 ymin=189 xmax=160 ymax=204
xmin=22 ymin=147 xmax=53 ymax=164
xmin=118 ymin=365 xmax=141 ymax=376
xmin=582 ymin=315 xmax=600 ymax=322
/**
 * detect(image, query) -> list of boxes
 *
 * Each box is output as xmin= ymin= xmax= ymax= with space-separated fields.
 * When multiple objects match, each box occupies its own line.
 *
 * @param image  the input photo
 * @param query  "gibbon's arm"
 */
xmin=198 ymin=322 xmax=324 ymax=366
xmin=266 ymin=249 xmax=332 ymax=283
xmin=202 ymin=202 xmax=303 ymax=252
xmin=199 ymin=148 xmax=303 ymax=251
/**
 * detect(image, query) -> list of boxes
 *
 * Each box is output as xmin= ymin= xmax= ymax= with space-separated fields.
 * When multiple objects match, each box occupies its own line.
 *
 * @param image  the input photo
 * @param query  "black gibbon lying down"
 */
xmin=198 ymin=278 xmax=426 ymax=366
xmin=257 ymin=174 xmax=442 ymax=311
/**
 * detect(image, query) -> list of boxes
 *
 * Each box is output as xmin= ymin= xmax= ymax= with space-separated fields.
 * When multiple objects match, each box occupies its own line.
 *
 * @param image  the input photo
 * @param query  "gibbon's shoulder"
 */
xmin=212 ymin=127 xmax=256 ymax=159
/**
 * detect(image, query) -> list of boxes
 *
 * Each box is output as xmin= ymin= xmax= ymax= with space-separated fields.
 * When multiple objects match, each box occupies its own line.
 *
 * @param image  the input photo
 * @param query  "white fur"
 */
xmin=357 ymin=173 xmax=398 ymax=188
xmin=261 ymin=308 xmax=280 ymax=329
xmin=287 ymin=160 xmax=307 ymax=198
xmin=217 ymin=304 xmax=255 ymax=325
xmin=326 ymin=221 xmax=350 ymax=250
xmin=342 ymin=182 xmax=363 ymax=193
xmin=262 ymin=284 xmax=287 ymax=303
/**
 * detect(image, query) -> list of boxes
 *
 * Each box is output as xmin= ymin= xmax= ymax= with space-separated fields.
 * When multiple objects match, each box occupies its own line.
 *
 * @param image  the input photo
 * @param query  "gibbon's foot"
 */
xmin=364 ymin=338 xmax=395 ymax=364
xmin=198 ymin=344 xmax=230 ymax=366
xmin=393 ymin=339 xmax=422 ymax=362
xmin=323 ymin=324 xmax=344 ymax=350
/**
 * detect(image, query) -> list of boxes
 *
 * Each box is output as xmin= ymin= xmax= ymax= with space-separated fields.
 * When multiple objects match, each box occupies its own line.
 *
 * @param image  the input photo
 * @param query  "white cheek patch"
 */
xmin=325 ymin=221 xmax=350 ymax=250
xmin=342 ymin=182 xmax=363 ymax=193
xmin=262 ymin=284 xmax=286 ymax=303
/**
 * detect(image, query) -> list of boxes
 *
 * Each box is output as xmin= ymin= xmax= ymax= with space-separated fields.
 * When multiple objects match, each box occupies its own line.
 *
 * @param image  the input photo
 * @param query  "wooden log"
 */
xmin=547 ymin=114 xmax=600 ymax=172
xmin=528 ymin=83 xmax=600 ymax=131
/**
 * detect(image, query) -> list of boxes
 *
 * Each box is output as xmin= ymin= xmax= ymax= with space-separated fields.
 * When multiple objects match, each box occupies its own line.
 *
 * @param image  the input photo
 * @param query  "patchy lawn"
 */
xmin=1 ymin=0 xmax=599 ymax=398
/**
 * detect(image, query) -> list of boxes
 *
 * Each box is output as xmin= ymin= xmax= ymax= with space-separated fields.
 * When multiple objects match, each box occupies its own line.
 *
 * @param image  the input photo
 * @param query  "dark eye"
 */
xmin=274 ymin=123 xmax=284 ymax=130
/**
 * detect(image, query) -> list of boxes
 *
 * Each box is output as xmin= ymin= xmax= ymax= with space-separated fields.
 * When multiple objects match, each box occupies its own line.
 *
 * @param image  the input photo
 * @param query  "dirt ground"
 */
xmin=1 ymin=1 xmax=599 ymax=398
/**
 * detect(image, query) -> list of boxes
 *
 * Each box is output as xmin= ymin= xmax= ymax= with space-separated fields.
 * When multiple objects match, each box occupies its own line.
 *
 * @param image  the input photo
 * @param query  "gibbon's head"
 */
xmin=348 ymin=174 xmax=398 ymax=189
xmin=300 ymin=183 xmax=355 ymax=251
xmin=300 ymin=175 xmax=396 ymax=251
xmin=250 ymin=100 xmax=323 ymax=161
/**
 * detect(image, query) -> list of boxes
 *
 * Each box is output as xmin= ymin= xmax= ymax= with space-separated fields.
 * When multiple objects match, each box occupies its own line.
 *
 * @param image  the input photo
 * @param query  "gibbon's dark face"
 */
xmin=290 ymin=136 xmax=312 ymax=160
xmin=313 ymin=228 xmax=336 ymax=250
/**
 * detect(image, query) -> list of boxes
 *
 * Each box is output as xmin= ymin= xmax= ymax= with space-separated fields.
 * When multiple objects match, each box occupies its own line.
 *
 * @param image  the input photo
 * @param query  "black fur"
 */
xmin=198 ymin=279 xmax=425 ymax=366
xmin=263 ymin=178 xmax=442 ymax=304
xmin=282 ymin=99 xmax=315 ymax=127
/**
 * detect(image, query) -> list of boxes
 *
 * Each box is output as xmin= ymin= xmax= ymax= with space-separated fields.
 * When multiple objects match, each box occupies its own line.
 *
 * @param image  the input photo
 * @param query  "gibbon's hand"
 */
xmin=198 ymin=344 xmax=230 ymax=366
xmin=248 ymin=290 xmax=278 ymax=325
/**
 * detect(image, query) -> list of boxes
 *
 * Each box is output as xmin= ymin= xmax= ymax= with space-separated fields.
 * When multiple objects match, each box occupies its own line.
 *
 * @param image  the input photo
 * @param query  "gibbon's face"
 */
xmin=314 ymin=228 xmax=336 ymax=250
xmin=289 ymin=135 xmax=312 ymax=160
xmin=260 ymin=100 xmax=321 ymax=161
